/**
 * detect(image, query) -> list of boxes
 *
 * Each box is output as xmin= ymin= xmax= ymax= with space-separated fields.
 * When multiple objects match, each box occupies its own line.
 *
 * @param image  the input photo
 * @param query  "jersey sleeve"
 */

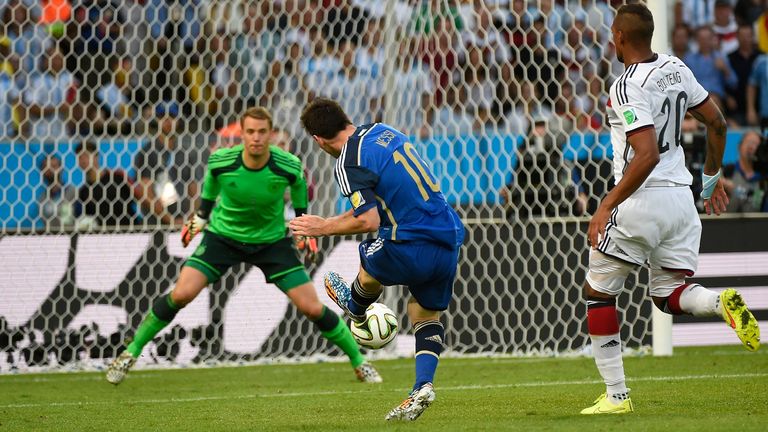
xmin=200 ymin=151 xmax=225 ymax=201
xmin=748 ymin=55 xmax=766 ymax=87
xmin=334 ymin=141 xmax=379 ymax=215
xmin=615 ymin=78 xmax=654 ymax=136
xmin=290 ymin=168 xmax=309 ymax=211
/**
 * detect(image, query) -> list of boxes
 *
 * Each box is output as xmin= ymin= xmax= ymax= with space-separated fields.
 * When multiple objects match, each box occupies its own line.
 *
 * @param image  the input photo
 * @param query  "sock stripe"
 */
xmin=667 ymin=284 xmax=690 ymax=315
xmin=413 ymin=320 xmax=441 ymax=332
xmin=352 ymin=278 xmax=379 ymax=300
xmin=415 ymin=350 xmax=440 ymax=358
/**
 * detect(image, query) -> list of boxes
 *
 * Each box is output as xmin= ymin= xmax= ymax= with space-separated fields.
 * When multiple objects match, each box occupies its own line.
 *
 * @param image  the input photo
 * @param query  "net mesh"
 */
xmin=0 ymin=0 xmax=657 ymax=372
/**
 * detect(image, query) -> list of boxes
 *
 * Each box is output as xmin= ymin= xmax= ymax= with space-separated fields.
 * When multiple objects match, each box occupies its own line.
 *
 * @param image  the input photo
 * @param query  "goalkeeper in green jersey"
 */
xmin=106 ymin=107 xmax=382 ymax=385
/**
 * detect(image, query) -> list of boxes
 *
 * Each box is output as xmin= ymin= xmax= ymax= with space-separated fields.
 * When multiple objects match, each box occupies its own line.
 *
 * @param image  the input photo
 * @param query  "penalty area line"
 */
xmin=1 ymin=372 xmax=766 ymax=409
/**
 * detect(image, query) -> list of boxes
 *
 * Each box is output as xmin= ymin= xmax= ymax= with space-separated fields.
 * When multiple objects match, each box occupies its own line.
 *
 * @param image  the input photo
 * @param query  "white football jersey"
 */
xmin=607 ymin=53 xmax=709 ymax=187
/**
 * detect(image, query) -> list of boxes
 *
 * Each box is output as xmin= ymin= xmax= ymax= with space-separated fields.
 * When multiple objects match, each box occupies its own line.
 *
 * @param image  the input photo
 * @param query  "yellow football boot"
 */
xmin=580 ymin=392 xmax=634 ymax=415
xmin=720 ymin=289 xmax=761 ymax=352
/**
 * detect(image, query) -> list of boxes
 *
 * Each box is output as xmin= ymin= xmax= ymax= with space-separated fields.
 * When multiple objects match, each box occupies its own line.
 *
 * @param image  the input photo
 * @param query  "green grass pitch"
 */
xmin=1 ymin=345 xmax=765 ymax=431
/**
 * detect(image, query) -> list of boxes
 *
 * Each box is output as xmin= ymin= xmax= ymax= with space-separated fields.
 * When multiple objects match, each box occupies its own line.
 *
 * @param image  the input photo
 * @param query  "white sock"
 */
xmin=590 ymin=334 xmax=627 ymax=398
xmin=679 ymin=284 xmax=721 ymax=317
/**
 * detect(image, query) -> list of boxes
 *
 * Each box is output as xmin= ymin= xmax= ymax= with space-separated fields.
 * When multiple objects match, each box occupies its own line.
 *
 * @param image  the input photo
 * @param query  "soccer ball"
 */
xmin=350 ymin=303 xmax=398 ymax=349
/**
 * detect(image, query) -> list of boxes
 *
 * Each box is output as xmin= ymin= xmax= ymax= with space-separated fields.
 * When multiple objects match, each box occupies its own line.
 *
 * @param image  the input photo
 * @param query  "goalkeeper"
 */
xmin=107 ymin=107 xmax=381 ymax=385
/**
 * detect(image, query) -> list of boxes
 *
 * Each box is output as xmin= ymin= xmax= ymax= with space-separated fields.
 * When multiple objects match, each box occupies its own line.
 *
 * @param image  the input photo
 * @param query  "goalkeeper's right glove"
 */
xmin=181 ymin=214 xmax=207 ymax=248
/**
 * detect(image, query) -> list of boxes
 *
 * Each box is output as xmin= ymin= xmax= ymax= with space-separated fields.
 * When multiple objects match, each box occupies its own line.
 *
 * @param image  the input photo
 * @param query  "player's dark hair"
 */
xmin=241 ymin=106 xmax=273 ymax=129
xmin=300 ymin=98 xmax=353 ymax=140
xmin=75 ymin=141 xmax=98 ymax=155
xmin=616 ymin=3 xmax=654 ymax=45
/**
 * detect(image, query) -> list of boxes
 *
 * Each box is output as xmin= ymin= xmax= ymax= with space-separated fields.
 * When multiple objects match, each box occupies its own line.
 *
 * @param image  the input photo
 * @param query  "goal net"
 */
xmin=0 ymin=1 xmax=655 ymax=372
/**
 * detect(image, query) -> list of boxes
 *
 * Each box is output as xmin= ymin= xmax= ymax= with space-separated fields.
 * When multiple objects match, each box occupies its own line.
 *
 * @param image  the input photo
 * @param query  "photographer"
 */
xmin=722 ymin=130 xmax=768 ymax=212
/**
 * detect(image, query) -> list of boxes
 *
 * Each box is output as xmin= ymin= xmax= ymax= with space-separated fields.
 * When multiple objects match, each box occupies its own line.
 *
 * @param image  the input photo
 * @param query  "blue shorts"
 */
xmin=358 ymin=238 xmax=460 ymax=311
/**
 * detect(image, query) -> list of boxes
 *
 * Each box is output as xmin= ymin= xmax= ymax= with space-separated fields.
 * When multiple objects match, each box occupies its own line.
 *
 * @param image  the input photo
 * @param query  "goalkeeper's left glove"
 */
xmin=181 ymin=214 xmax=207 ymax=248
xmin=296 ymin=235 xmax=318 ymax=263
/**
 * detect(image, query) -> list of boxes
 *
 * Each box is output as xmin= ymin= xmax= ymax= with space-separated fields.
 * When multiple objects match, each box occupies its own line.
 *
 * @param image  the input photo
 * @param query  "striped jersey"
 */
xmin=201 ymin=144 xmax=308 ymax=244
xmin=335 ymin=123 xmax=464 ymax=248
xmin=607 ymin=53 xmax=709 ymax=187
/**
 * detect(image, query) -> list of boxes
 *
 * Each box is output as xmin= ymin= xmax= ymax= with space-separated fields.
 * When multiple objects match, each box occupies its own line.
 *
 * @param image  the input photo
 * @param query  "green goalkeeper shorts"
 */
xmin=185 ymin=231 xmax=310 ymax=291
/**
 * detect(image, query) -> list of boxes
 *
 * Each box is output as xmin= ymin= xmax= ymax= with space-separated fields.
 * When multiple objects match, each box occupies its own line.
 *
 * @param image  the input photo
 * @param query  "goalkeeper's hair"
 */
xmin=300 ymin=98 xmax=352 ymax=140
xmin=241 ymin=106 xmax=273 ymax=129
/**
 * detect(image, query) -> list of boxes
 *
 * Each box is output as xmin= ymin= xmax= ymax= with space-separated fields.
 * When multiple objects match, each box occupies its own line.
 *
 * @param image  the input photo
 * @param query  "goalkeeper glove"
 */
xmin=181 ymin=214 xmax=207 ymax=248
xmin=296 ymin=235 xmax=318 ymax=263
xmin=701 ymin=170 xmax=722 ymax=200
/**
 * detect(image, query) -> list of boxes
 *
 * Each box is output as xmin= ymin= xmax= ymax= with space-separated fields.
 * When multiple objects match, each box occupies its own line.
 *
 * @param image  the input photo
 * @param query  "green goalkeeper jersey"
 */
xmin=201 ymin=144 xmax=308 ymax=244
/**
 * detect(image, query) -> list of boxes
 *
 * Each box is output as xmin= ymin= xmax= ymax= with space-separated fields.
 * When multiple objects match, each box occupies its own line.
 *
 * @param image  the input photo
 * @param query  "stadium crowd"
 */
xmin=1 ymin=0 xmax=767 ymax=229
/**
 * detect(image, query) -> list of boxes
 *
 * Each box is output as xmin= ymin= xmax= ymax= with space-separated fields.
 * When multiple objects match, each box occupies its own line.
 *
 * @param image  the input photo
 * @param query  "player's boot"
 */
xmin=720 ymin=288 xmax=760 ymax=351
xmin=580 ymin=392 xmax=634 ymax=414
xmin=106 ymin=351 xmax=137 ymax=385
xmin=354 ymin=361 xmax=383 ymax=383
xmin=324 ymin=272 xmax=365 ymax=323
xmin=385 ymin=383 xmax=436 ymax=421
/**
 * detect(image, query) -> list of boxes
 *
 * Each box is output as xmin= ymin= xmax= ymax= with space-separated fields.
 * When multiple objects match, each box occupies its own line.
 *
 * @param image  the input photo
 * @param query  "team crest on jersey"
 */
xmin=350 ymin=191 xmax=365 ymax=209
xmin=622 ymin=109 xmax=638 ymax=125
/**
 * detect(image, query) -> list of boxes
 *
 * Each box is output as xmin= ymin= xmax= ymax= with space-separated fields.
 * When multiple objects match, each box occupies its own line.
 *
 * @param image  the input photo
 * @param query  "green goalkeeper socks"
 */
xmin=126 ymin=311 xmax=169 ymax=357
xmin=317 ymin=309 xmax=365 ymax=368
xmin=125 ymin=294 xmax=180 ymax=358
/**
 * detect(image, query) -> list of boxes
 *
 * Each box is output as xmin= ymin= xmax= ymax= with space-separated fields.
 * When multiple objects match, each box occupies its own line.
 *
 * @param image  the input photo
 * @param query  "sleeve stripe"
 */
xmin=336 ymin=145 xmax=351 ymax=195
xmin=357 ymin=123 xmax=378 ymax=166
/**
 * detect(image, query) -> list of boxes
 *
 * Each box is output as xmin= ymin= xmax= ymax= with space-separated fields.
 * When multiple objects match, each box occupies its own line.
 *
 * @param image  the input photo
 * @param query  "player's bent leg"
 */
xmin=650 ymin=269 xmax=760 ymax=351
xmin=324 ymin=267 xmax=382 ymax=323
xmin=285 ymin=281 xmax=382 ymax=383
xmin=582 ymin=251 xmax=634 ymax=413
xmin=386 ymin=299 xmax=441 ymax=421
xmin=106 ymin=266 xmax=208 ymax=385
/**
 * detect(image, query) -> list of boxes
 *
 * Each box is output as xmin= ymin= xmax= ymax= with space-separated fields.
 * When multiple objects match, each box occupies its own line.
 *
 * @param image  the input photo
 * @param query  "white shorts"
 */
xmin=595 ymin=186 xmax=701 ymax=274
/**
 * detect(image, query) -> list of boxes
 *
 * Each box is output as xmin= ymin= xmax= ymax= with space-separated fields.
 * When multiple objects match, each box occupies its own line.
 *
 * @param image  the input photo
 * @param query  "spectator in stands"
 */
xmin=264 ymin=35 xmax=311 ymax=140
xmin=675 ymin=0 xmax=718 ymax=29
xmin=95 ymin=61 xmax=135 ymax=135
xmin=713 ymin=0 xmax=739 ymax=55
xmin=38 ymin=153 xmax=76 ymax=229
xmin=320 ymin=0 xmax=370 ymax=47
xmin=684 ymin=26 xmax=737 ymax=109
xmin=133 ymin=101 xmax=207 ymax=226
xmin=722 ymin=130 xmax=767 ymax=212
xmin=672 ymin=24 xmax=693 ymax=60
xmin=432 ymin=85 xmax=476 ymax=136
xmin=462 ymin=44 xmax=496 ymax=130
xmin=21 ymin=45 xmax=77 ymax=142
xmin=422 ymin=15 xmax=460 ymax=107
xmin=559 ymin=12 xmax=601 ymax=94
xmin=727 ymin=25 xmax=759 ymax=125
xmin=2 ymin=0 xmax=50 ymax=87
xmin=747 ymin=43 xmax=768 ymax=125
xmin=566 ymin=0 xmax=614 ymax=50
xmin=734 ymin=0 xmax=764 ymax=25
xmin=74 ymin=141 xmax=136 ymax=229
xmin=499 ymin=117 xmax=585 ymax=218
xmin=389 ymin=38 xmax=434 ymax=138
xmin=527 ymin=0 xmax=567 ymax=48
xmin=0 ymin=38 xmax=19 ymax=139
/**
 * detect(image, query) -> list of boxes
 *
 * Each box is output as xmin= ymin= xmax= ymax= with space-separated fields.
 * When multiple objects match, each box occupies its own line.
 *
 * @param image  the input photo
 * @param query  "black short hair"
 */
xmin=75 ymin=141 xmax=98 ymax=155
xmin=300 ymin=98 xmax=352 ymax=140
xmin=616 ymin=3 xmax=655 ymax=45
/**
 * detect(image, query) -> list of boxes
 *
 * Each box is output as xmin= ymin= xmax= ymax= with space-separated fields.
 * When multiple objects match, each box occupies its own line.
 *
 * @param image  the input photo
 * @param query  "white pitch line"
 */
xmin=1 ymin=372 xmax=766 ymax=410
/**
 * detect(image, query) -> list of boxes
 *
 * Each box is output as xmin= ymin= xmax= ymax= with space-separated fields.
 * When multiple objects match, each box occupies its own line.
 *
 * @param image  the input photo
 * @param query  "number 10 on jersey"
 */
xmin=393 ymin=143 xmax=441 ymax=201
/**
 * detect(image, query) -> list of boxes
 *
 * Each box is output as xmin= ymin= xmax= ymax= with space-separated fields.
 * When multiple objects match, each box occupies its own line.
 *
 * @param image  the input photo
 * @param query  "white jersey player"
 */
xmin=580 ymin=3 xmax=761 ymax=416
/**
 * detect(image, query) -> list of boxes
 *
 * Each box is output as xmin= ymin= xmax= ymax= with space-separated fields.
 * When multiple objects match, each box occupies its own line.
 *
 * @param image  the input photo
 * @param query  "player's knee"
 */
xmin=294 ymin=296 xmax=324 ymax=320
xmin=585 ymin=251 xmax=634 ymax=298
xmin=649 ymin=268 xmax=688 ymax=311
xmin=407 ymin=299 xmax=440 ymax=324
xmin=171 ymin=267 xmax=209 ymax=307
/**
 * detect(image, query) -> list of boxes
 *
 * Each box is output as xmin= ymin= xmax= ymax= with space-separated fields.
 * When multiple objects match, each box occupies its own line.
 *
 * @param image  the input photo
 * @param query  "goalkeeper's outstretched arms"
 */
xmin=689 ymin=97 xmax=729 ymax=216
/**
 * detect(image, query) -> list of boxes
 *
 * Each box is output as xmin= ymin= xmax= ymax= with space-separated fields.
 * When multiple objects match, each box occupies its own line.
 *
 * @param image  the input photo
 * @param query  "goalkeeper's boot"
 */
xmin=354 ymin=361 xmax=383 ymax=383
xmin=720 ymin=288 xmax=761 ymax=351
xmin=106 ymin=351 xmax=137 ymax=385
xmin=385 ymin=383 xmax=436 ymax=421
xmin=580 ymin=392 xmax=634 ymax=414
xmin=324 ymin=272 xmax=365 ymax=323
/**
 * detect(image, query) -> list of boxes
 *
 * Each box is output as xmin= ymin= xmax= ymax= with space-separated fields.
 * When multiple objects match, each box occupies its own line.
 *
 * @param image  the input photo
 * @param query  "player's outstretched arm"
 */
xmin=588 ymin=128 xmax=660 ymax=248
xmin=290 ymin=208 xmax=380 ymax=237
xmin=689 ymin=98 xmax=729 ymax=215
